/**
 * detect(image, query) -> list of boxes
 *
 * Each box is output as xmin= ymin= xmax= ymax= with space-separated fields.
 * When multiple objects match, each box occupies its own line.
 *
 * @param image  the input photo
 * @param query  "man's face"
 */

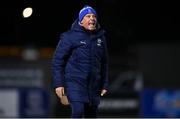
xmin=80 ymin=13 xmax=97 ymax=31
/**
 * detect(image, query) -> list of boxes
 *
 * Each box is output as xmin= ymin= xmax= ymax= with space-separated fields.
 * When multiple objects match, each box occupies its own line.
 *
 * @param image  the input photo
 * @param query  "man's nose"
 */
xmin=90 ymin=16 xmax=94 ymax=20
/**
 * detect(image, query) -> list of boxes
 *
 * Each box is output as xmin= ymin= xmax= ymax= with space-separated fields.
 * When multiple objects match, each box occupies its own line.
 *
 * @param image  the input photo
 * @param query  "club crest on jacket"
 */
xmin=97 ymin=38 xmax=102 ymax=46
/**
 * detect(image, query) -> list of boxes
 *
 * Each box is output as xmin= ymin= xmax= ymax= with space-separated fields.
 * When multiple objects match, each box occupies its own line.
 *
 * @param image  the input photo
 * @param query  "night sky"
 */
xmin=0 ymin=0 xmax=179 ymax=52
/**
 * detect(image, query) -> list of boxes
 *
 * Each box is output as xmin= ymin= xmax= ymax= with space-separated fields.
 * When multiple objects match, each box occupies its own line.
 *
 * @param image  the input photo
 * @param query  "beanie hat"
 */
xmin=79 ymin=5 xmax=97 ymax=23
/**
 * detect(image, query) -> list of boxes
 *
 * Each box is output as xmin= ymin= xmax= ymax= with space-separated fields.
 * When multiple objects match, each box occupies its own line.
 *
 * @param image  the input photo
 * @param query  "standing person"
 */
xmin=52 ymin=5 xmax=109 ymax=118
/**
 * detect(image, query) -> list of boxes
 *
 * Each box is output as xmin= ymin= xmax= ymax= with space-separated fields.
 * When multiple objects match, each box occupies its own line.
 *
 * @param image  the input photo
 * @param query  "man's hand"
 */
xmin=55 ymin=87 xmax=64 ymax=98
xmin=101 ymin=89 xmax=107 ymax=96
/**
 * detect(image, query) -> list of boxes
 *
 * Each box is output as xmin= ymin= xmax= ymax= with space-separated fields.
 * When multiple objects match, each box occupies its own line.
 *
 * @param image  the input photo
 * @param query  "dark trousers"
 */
xmin=70 ymin=101 xmax=98 ymax=118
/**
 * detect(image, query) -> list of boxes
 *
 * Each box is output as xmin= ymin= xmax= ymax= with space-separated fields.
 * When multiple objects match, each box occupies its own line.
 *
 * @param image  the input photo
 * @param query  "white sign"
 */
xmin=0 ymin=90 xmax=19 ymax=117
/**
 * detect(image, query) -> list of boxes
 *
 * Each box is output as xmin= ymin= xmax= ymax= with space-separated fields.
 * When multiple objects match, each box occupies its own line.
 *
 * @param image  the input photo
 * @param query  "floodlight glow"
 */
xmin=22 ymin=7 xmax=33 ymax=18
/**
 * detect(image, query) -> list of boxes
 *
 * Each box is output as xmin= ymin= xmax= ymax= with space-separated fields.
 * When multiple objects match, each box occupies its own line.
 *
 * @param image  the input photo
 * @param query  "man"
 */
xmin=52 ymin=5 xmax=109 ymax=118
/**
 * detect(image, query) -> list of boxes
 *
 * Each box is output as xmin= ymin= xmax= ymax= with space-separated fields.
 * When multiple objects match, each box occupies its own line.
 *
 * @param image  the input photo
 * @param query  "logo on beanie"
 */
xmin=79 ymin=6 xmax=93 ymax=15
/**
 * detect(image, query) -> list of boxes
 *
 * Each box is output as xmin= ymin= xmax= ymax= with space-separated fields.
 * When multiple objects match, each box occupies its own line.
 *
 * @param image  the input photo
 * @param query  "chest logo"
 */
xmin=97 ymin=38 xmax=102 ymax=46
xmin=80 ymin=41 xmax=86 ymax=44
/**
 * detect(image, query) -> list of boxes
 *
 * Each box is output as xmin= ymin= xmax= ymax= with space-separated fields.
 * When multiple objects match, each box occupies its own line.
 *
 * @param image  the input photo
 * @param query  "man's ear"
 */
xmin=79 ymin=21 xmax=83 ymax=26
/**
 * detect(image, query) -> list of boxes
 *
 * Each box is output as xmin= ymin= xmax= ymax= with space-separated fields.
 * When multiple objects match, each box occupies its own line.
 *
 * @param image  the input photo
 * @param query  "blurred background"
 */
xmin=0 ymin=0 xmax=180 ymax=118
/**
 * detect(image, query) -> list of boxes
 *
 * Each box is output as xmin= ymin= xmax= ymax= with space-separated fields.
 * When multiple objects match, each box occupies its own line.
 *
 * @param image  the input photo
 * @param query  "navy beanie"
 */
xmin=79 ymin=5 xmax=97 ymax=23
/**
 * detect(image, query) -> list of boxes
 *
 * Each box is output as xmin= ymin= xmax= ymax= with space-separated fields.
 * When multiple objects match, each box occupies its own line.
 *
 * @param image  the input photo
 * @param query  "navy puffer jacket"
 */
xmin=52 ymin=19 xmax=109 ymax=105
